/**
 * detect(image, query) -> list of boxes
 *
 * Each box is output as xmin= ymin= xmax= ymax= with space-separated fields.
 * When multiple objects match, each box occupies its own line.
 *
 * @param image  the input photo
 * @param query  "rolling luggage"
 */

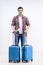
xmin=22 ymin=45 xmax=33 ymax=62
xmin=9 ymin=45 xmax=20 ymax=63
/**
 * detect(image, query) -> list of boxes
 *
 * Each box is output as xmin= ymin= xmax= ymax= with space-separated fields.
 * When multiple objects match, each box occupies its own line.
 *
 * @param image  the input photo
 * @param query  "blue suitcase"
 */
xmin=9 ymin=45 xmax=20 ymax=63
xmin=22 ymin=45 xmax=33 ymax=62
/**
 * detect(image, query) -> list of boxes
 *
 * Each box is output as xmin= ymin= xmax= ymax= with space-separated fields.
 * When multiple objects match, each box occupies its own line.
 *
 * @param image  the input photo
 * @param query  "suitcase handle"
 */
xmin=12 ymin=45 xmax=19 ymax=46
xmin=24 ymin=45 xmax=29 ymax=46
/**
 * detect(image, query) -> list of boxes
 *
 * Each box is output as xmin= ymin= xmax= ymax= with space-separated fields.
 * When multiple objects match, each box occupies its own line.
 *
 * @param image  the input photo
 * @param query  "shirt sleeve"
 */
xmin=11 ymin=16 xmax=16 ymax=26
xmin=26 ymin=17 xmax=30 ymax=26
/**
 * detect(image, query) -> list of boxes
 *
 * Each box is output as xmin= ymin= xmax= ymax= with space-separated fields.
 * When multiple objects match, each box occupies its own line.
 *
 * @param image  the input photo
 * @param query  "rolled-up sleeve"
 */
xmin=26 ymin=17 xmax=30 ymax=26
xmin=11 ymin=16 xmax=16 ymax=26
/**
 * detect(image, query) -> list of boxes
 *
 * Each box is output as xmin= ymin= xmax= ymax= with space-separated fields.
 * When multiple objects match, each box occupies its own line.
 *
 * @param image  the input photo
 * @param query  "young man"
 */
xmin=11 ymin=7 xmax=30 ymax=46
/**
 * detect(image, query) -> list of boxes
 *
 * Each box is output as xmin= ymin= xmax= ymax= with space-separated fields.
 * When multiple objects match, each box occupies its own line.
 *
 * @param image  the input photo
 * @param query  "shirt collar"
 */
xmin=17 ymin=15 xmax=24 ymax=19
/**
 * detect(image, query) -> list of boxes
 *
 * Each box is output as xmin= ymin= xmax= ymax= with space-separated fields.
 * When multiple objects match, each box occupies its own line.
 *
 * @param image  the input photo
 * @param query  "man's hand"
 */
xmin=13 ymin=30 xmax=17 ymax=33
xmin=24 ymin=29 xmax=28 ymax=33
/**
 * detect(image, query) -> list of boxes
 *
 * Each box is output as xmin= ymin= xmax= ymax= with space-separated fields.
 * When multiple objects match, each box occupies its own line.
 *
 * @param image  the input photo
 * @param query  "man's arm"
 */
xmin=24 ymin=17 xmax=30 ymax=33
xmin=24 ymin=25 xmax=30 ymax=33
xmin=11 ymin=16 xmax=17 ymax=33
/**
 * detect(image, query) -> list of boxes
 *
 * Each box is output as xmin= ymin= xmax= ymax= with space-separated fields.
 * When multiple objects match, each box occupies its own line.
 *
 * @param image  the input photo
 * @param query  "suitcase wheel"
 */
xmin=22 ymin=60 xmax=28 ymax=63
xmin=9 ymin=60 xmax=20 ymax=63
xmin=22 ymin=60 xmax=23 ymax=62
xmin=17 ymin=60 xmax=20 ymax=63
xmin=31 ymin=59 xmax=33 ymax=62
xmin=9 ymin=60 xmax=12 ymax=62
xmin=25 ymin=60 xmax=28 ymax=62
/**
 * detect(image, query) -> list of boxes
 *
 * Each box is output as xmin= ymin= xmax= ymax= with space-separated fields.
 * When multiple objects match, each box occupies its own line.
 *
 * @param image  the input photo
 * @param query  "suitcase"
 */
xmin=22 ymin=45 xmax=33 ymax=62
xmin=9 ymin=45 xmax=20 ymax=63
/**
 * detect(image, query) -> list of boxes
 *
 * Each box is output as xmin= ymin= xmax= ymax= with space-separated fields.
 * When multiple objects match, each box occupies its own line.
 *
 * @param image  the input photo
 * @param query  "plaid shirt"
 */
xmin=11 ymin=15 xmax=30 ymax=36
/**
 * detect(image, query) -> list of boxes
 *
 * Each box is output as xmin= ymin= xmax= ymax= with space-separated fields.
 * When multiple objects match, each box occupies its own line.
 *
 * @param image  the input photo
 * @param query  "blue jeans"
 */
xmin=12 ymin=32 xmax=27 ymax=46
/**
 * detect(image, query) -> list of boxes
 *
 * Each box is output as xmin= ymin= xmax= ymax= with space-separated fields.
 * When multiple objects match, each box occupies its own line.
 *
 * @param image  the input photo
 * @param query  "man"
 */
xmin=11 ymin=7 xmax=30 ymax=46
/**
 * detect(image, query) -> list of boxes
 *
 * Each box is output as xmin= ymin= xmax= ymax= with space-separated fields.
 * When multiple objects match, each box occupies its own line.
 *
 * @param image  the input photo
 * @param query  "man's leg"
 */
xmin=15 ymin=35 xmax=19 ymax=45
xmin=21 ymin=35 xmax=27 ymax=46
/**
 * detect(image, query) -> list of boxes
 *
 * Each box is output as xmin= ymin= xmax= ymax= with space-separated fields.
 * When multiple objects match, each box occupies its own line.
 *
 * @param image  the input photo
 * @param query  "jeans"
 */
xmin=12 ymin=31 xmax=27 ymax=46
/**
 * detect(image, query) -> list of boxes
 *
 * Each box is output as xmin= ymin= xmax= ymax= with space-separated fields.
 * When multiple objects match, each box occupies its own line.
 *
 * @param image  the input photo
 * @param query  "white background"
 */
xmin=0 ymin=0 xmax=43 ymax=65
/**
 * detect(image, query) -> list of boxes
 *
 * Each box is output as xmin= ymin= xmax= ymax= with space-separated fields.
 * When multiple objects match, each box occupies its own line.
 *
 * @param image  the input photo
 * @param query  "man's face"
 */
xmin=18 ymin=9 xmax=23 ymax=15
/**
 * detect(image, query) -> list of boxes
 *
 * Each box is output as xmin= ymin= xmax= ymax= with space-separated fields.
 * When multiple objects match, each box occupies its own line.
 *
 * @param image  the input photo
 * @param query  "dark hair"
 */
xmin=18 ymin=7 xmax=23 ymax=10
